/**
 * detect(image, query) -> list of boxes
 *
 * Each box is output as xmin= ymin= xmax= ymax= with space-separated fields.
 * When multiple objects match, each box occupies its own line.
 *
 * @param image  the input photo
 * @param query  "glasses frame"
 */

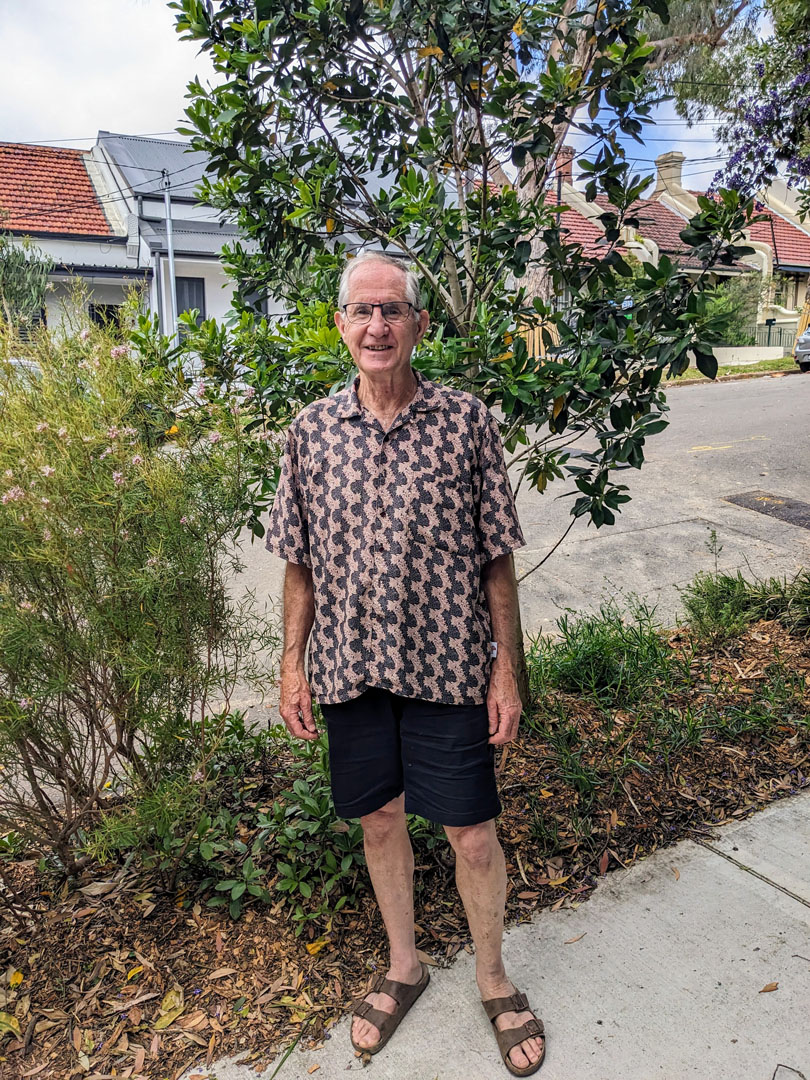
xmin=340 ymin=301 xmax=418 ymax=325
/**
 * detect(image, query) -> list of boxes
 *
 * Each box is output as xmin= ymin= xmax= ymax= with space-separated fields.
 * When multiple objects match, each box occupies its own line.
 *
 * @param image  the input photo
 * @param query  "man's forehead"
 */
xmin=345 ymin=262 xmax=408 ymax=301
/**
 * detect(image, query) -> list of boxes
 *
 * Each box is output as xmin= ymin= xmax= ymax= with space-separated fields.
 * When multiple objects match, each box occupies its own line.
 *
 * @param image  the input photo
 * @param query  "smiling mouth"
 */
xmin=363 ymin=345 xmax=394 ymax=351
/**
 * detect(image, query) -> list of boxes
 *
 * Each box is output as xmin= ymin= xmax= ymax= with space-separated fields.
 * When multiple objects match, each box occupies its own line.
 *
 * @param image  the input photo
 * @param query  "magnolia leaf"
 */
xmin=417 ymin=45 xmax=444 ymax=58
xmin=759 ymin=982 xmax=778 ymax=993
xmin=9 ymin=971 xmax=23 ymax=988
xmin=79 ymin=881 xmax=118 ymax=896
xmin=548 ymin=875 xmax=570 ymax=887
xmin=305 ymin=938 xmax=330 ymax=957
xmin=564 ymin=933 xmax=587 ymax=944
xmin=154 ymin=1006 xmax=185 ymax=1031
xmin=0 ymin=1011 xmax=21 ymax=1039
xmin=208 ymin=967 xmax=238 ymax=980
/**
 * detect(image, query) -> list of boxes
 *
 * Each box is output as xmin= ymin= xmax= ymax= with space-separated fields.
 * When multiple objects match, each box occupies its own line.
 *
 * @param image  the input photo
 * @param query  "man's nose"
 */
xmin=366 ymin=307 xmax=390 ymax=333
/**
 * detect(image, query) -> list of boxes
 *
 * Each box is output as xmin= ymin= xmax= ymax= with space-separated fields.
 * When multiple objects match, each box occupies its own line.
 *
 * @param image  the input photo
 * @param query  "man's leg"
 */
xmin=351 ymin=793 xmax=424 ymax=1050
xmin=444 ymin=819 xmax=544 ymax=1071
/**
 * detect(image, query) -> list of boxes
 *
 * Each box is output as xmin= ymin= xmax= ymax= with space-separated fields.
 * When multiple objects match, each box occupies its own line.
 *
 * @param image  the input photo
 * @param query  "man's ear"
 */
xmin=416 ymin=308 xmax=429 ymax=342
xmin=334 ymin=309 xmax=344 ymax=335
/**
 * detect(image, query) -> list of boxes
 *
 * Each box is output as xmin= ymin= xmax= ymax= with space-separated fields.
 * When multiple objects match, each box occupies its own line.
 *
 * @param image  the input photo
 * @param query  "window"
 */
xmin=88 ymin=303 xmax=122 ymax=329
xmin=175 ymin=277 xmax=206 ymax=326
xmin=16 ymin=308 xmax=46 ymax=342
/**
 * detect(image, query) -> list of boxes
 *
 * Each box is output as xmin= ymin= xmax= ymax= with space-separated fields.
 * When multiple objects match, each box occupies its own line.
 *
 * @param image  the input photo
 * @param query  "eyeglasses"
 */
xmin=341 ymin=301 xmax=417 ymax=325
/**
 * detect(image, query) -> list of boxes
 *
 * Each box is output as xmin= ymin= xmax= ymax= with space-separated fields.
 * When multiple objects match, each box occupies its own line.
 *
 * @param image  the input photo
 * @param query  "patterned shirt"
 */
xmin=265 ymin=369 xmax=525 ymax=705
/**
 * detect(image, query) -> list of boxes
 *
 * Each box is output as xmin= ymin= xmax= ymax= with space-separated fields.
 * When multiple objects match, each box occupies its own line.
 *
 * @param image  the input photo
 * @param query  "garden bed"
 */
xmin=1 ymin=586 xmax=809 ymax=1079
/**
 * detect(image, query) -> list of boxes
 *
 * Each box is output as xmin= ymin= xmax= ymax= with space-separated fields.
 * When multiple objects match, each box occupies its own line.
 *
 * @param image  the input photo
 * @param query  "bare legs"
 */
xmin=351 ymin=795 xmax=423 ymax=1050
xmin=352 ymin=802 xmax=543 ymax=1070
xmin=445 ymin=820 xmax=544 ymax=1071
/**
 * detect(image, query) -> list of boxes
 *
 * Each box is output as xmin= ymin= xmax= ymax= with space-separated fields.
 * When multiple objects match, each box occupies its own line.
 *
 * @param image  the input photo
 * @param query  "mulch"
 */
xmin=1 ymin=620 xmax=808 ymax=1079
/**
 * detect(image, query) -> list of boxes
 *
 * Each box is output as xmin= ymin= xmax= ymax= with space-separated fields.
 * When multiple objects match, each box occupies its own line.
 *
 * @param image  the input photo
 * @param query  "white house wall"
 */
xmin=155 ymin=256 xmax=238 ymax=325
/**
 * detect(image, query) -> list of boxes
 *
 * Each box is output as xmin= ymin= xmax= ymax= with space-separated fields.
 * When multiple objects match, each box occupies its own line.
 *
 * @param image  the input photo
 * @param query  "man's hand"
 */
xmin=486 ymin=657 xmax=522 ymax=745
xmin=279 ymin=663 xmax=318 ymax=741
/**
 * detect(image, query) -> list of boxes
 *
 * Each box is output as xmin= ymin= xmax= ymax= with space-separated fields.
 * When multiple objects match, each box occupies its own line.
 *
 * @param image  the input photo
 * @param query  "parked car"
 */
xmin=795 ymin=327 xmax=810 ymax=372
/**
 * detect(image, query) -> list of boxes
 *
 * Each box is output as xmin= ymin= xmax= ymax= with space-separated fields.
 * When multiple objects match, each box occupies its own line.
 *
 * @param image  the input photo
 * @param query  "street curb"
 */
xmin=670 ymin=367 xmax=805 ymax=388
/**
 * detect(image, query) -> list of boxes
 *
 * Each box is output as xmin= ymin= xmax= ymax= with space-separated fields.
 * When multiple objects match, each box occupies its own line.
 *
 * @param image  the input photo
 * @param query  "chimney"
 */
xmin=556 ymin=145 xmax=575 ymax=183
xmin=653 ymin=151 xmax=685 ymax=198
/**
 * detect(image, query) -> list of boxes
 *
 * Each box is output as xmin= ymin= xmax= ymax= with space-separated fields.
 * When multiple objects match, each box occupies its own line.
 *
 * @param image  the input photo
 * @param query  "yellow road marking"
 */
xmin=688 ymin=435 xmax=770 ymax=454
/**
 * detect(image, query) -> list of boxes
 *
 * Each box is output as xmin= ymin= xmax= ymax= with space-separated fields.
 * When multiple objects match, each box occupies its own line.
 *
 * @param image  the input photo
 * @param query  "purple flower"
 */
xmin=110 ymin=345 xmax=129 ymax=359
xmin=57 ymin=428 xmax=69 ymax=440
xmin=40 ymin=466 xmax=55 ymax=478
xmin=131 ymin=455 xmax=143 ymax=466
xmin=180 ymin=516 xmax=189 ymax=525
xmin=79 ymin=328 xmax=91 ymax=342
xmin=40 ymin=497 xmax=50 ymax=507
xmin=36 ymin=422 xmax=49 ymax=433
xmin=18 ymin=698 xmax=30 ymax=710
xmin=113 ymin=472 xmax=124 ymax=486
xmin=2 ymin=486 xmax=25 ymax=503
xmin=208 ymin=431 xmax=221 ymax=445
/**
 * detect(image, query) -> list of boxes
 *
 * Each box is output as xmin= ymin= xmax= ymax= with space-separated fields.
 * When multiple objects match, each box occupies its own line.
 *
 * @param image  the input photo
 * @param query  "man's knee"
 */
xmin=360 ymin=794 xmax=407 ymax=845
xmin=444 ymin=819 xmax=499 ymax=871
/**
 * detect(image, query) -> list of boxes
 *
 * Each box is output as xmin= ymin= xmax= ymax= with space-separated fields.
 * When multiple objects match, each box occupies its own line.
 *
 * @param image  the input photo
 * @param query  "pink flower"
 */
xmin=242 ymin=386 xmax=255 ymax=401
xmin=43 ymin=528 xmax=51 ymax=541
xmin=208 ymin=431 xmax=221 ymax=444
xmin=4 ymin=470 xmax=13 ymax=479
xmin=131 ymin=455 xmax=143 ymax=466
xmin=99 ymin=447 xmax=113 ymax=460
xmin=57 ymin=428 xmax=69 ymax=439
xmin=18 ymin=698 xmax=30 ymax=710
xmin=113 ymin=471 xmax=124 ymax=486
xmin=79 ymin=328 xmax=91 ymax=342
xmin=146 ymin=556 xmax=158 ymax=568
xmin=179 ymin=515 xmax=188 ymax=525
xmin=2 ymin=486 xmax=25 ymax=503
xmin=194 ymin=380 xmax=207 ymax=400
xmin=18 ymin=600 xmax=33 ymax=611
xmin=40 ymin=466 xmax=55 ymax=478
xmin=73 ymin=526 xmax=84 ymax=537
xmin=36 ymin=422 xmax=49 ymax=433
xmin=110 ymin=345 xmax=129 ymax=359
xmin=40 ymin=497 xmax=50 ymax=507
xmin=106 ymin=426 xmax=120 ymax=440
xmin=121 ymin=528 xmax=130 ymax=541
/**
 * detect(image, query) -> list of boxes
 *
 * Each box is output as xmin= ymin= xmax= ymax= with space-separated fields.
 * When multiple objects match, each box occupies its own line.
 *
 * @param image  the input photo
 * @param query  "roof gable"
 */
xmin=97 ymin=131 xmax=209 ymax=201
xmin=0 ymin=142 xmax=114 ymax=238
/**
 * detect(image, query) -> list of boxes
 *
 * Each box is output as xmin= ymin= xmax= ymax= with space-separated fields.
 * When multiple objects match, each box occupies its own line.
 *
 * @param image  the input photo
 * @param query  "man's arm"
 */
xmin=278 ymin=561 xmax=318 ymax=740
xmin=481 ymin=552 xmax=523 ymax=746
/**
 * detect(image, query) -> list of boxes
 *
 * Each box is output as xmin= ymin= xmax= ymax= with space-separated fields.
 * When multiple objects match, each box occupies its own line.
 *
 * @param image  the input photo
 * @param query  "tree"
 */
xmin=0 ymin=232 xmax=54 ymax=331
xmin=172 ymin=0 xmax=755 ymax=546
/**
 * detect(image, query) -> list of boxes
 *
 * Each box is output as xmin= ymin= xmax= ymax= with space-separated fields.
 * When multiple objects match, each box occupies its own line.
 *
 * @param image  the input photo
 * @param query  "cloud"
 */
xmin=0 ymin=0 xmax=216 ymax=148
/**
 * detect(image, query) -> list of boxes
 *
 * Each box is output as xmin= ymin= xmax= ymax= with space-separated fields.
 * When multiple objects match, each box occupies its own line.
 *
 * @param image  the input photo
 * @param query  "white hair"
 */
xmin=338 ymin=252 xmax=422 ymax=311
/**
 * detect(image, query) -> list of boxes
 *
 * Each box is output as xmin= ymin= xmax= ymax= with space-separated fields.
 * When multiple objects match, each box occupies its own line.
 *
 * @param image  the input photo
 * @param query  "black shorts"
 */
xmin=320 ymin=687 xmax=501 ymax=827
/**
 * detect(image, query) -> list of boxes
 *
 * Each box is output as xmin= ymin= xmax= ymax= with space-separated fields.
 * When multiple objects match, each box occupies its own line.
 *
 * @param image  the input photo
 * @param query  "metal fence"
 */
xmin=735 ymin=324 xmax=797 ymax=350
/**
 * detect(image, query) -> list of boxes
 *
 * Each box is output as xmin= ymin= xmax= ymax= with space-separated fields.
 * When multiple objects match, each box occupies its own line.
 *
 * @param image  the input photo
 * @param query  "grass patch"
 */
xmin=681 ymin=569 xmax=810 ymax=643
xmin=672 ymin=355 xmax=798 ymax=381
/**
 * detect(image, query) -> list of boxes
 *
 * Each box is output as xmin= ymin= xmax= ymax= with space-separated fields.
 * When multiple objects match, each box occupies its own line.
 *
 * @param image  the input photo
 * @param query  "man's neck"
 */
xmin=356 ymin=368 xmax=418 ymax=422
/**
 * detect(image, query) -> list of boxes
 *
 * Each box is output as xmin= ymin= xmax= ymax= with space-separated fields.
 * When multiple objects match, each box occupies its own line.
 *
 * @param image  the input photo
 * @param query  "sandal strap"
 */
xmin=482 ymin=991 xmax=530 ymax=1021
xmin=353 ymin=1000 xmax=397 ymax=1031
xmin=495 ymin=1018 xmax=546 ymax=1058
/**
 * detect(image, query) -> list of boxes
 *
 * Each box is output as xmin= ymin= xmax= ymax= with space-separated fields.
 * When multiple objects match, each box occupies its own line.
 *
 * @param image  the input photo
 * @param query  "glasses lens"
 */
xmin=380 ymin=302 xmax=411 ymax=322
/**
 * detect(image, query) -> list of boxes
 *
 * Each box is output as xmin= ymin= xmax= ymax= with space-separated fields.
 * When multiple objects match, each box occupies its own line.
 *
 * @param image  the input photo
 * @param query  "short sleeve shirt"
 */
xmin=265 ymin=369 xmax=525 ymax=705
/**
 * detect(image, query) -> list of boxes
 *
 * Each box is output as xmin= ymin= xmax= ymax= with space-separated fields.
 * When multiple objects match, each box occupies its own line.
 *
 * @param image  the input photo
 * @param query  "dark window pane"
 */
xmin=88 ymin=304 xmax=122 ymax=328
xmin=175 ymin=277 xmax=206 ymax=326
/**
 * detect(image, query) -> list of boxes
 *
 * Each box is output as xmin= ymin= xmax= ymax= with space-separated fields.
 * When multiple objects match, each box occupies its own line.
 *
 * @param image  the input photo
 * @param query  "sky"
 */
xmin=0 ymin=0 xmax=725 ymax=189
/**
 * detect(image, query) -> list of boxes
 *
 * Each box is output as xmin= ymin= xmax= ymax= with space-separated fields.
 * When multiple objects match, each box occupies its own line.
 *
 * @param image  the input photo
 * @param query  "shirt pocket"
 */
xmin=404 ymin=467 xmax=477 ymax=556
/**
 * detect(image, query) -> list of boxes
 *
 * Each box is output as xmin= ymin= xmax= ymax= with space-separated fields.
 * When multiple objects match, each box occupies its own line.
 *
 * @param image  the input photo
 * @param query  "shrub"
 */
xmin=0 ymin=313 xmax=277 ymax=873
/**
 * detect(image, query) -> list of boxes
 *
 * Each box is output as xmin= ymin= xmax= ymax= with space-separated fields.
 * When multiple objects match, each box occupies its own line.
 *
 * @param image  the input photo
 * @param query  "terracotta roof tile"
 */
xmin=749 ymin=206 xmax=810 ymax=268
xmin=0 ymin=142 xmax=113 ymax=237
xmin=557 ymin=206 xmax=609 ymax=257
xmin=688 ymin=191 xmax=810 ymax=269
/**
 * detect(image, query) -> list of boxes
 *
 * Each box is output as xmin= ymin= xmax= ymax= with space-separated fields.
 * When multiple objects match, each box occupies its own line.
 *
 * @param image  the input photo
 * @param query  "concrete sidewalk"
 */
xmin=192 ymin=790 xmax=810 ymax=1080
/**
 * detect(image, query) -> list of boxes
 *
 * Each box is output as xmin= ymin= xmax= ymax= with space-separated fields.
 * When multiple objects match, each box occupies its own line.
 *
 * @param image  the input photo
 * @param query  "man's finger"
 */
xmin=487 ymin=702 xmax=500 ymax=735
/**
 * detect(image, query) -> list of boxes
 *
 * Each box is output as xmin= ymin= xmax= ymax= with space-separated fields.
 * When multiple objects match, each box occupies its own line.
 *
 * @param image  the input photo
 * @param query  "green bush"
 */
xmin=680 ymin=570 xmax=810 ymax=642
xmin=0 ymin=313 xmax=277 ymax=873
xmin=528 ymin=601 xmax=672 ymax=706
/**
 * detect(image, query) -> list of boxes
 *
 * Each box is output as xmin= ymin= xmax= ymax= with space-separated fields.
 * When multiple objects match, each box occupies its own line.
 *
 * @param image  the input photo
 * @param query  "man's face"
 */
xmin=334 ymin=262 xmax=429 ymax=379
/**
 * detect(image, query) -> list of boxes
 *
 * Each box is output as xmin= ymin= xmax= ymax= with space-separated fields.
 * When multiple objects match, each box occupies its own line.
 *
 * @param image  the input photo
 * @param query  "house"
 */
xmin=0 ymin=132 xmax=258 ymax=337
xmin=646 ymin=151 xmax=810 ymax=338
xmin=0 ymin=141 xmax=148 ymax=330
xmin=90 ymin=132 xmax=252 ymax=332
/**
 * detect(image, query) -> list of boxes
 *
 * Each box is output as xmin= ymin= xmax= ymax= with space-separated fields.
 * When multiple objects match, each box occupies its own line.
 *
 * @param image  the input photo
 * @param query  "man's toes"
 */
xmin=352 ymin=1018 xmax=379 ymax=1049
xmin=508 ymin=1035 xmax=543 ymax=1070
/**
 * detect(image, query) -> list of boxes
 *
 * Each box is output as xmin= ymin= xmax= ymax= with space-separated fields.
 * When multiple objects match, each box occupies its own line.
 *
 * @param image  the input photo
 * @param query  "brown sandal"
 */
xmin=482 ymin=990 xmax=546 ymax=1077
xmin=351 ymin=963 xmax=430 ymax=1055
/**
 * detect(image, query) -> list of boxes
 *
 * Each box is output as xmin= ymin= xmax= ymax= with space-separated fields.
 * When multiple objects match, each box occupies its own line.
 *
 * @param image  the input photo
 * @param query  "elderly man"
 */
xmin=265 ymin=252 xmax=545 ymax=1076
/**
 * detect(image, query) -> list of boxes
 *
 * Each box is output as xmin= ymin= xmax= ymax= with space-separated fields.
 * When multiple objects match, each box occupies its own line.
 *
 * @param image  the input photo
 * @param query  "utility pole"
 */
xmin=162 ymin=169 xmax=178 ymax=344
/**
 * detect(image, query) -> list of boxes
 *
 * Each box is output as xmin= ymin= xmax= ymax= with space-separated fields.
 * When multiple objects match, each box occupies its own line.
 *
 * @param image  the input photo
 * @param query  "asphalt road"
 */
xmin=234 ymin=371 xmax=810 ymax=711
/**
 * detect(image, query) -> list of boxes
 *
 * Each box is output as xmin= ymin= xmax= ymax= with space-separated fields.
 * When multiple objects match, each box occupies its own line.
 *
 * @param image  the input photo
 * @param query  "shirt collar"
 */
xmin=330 ymin=368 xmax=442 ymax=420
